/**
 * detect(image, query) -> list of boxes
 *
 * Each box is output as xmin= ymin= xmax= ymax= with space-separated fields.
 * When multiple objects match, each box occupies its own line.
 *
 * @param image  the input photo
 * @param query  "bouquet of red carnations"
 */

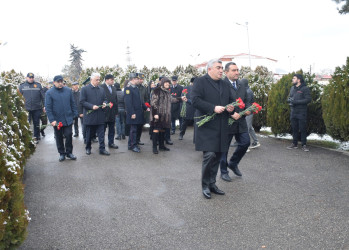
xmin=196 ymin=98 xmax=245 ymax=127
xmin=180 ymin=89 xmax=188 ymax=118
xmin=228 ymin=102 xmax=262 ymax=125
xmin=40 ymin=121 xmax=63 ymax=130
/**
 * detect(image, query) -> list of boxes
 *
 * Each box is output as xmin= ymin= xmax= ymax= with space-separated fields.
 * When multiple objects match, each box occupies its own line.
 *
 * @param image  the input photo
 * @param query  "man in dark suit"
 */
xmin=80 ymin=72 xmax=110 ymax=156
xmin=220 ymin=62 xmax=251 ymax=182
xmin=170 ymin=75 xmax=183 ymax=135
xmin=101 ymin=74 xmax=119 ymax=149
xmin=124 ymin=73 xmax=149 ymax=153
xmin=45 ymin=75 xmax=78 ymax=162
xmin=71 ymin=82 xmax=80 ymax=137
xmin=192 ymin=59 xmax=235 ymax=199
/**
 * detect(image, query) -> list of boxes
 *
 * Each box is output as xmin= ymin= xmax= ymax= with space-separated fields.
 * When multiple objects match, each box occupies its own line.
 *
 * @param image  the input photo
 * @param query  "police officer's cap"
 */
xmin=129 ymin=73 xmax=139 ymax=79
xmin=138 ymin=73 xmax=145 ymax=79
xmin=27 ymin=73 xmax=34 ymax=78
xmin=171 ymin=75 xmax=178 ymax=81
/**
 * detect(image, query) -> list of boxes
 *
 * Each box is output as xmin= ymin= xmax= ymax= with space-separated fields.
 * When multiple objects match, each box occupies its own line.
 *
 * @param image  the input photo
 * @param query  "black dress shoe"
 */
xmin=209 ymin=184 xmax=225 ymax=195
xmin=178 ymin=134 xmax=183 ymax=140
xmin=66 ymin=153 xmax=77 ymax=160
xmin=86 ymin=149 xmax=91 ymax=155
xmin=228 ymin=163 xmax=242 ymax=177
xmin=132 ymin=147 xmax=140 ymax=153
xmin=153 ymin=148 xmax=158 ymax=154
xmin=122 ymin=135 xmax=126 ymax=139
xmin=202 ymin=188 xmax=211 ymax=199
xmin=99 ymin=149 xmax=110 ymax=155
xmin=73 ymin=134 xmax=79 ymax=137
xmin=159 ymin=146 xmax=170 ymax=151
xmin=137 ymin=141 xmax=144 ymax=145
xmin=115 ymin=136 xmax=121 ymax=140
xmin=221 ymin=173 xmax=232 ymax=182
xmin=165 ymin=140 xmax=173 ymax=145
xmin=59 ymin=154 xmax=65 ymax=162
xmin=41 ymin=130 xmax=45 ymax=137
xmin=108 ymin=144 xmax=119 ymax=149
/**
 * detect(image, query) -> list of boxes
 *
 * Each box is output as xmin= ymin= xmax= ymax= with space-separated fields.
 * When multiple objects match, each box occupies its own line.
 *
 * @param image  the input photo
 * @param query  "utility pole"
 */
xmin=126 ymin=42 xmax=131 ymax=66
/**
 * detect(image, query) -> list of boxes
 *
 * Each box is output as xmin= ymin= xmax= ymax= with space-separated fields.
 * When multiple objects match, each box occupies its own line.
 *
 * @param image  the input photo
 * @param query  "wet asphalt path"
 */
xmin=20 ymin=126 xmax=349 ymax=249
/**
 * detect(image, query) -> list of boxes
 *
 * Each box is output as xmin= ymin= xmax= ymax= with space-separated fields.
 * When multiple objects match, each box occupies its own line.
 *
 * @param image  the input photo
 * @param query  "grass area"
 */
xmin=257 ymin=131 xmax=342 ymax=150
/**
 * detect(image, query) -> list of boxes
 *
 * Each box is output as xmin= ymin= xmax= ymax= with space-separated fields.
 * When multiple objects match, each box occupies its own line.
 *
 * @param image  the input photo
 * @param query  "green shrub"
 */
xmin=0 ymin=70 xmax=35 ymax=249
xmin=322 ymin=57 xmax=349 ymax=141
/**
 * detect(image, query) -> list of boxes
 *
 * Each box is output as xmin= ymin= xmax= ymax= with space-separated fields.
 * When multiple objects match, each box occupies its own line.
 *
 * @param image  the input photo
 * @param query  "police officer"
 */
xmin=18 ymin=73 xmax=45 ymax=143
xmin=124 ymin=73 xmax=149 ymax=153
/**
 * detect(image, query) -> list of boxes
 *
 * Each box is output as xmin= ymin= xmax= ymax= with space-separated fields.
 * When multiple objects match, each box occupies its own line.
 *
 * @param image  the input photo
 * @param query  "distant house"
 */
xmin=195 ymin=53 xmax=278 ymax=72
xmin=315 ymin=75 xmax=332 ymax=85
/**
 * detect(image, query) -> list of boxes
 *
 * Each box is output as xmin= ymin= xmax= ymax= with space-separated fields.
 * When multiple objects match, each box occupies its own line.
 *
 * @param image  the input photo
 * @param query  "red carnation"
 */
xmin=57 ymin=122 xmax=63 ymax=130
xmin=109 ymin=102 xmax=113 ymax=109
xmin=145 ymin=102 xmax=151 ymax=108
xmin=182 ymin=89 xmax=188 ymax=94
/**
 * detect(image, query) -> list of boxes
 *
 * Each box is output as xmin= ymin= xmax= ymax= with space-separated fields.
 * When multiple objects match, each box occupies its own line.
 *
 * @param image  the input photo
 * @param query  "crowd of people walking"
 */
xmin=19 ymin=59 xmax=312 ymax=199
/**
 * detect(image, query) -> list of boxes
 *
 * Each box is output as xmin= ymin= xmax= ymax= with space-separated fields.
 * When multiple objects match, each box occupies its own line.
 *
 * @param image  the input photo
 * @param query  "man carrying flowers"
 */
xmin=45 ymin=75 xmax=78 ymax=162
xmin=192 ymin=59 xmax=235 ymax=199
xmin=220 ymin=62 xmax=251 ymax=181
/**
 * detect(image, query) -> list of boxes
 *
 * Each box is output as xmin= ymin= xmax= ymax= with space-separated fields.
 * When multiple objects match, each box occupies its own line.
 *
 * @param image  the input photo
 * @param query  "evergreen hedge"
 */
xmin=0 ymin=70 xmax=35 ymax=249
xmin=322 ymin=57 xmax=349 ymax=141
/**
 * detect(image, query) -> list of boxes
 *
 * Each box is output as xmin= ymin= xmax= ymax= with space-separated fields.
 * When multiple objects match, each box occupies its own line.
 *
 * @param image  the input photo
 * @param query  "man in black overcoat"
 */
xmin=80 ymin=72 xmax=110 ymax=156
xmin=192 ymin=59 xmax=235 ymax=199
xmin=124 ymin=73 xmax=148 ymax=153
xmin=170 ymin=75 xmax=183 ymax=135
xmin=179 ymin=77 xmax=196 ymax=140
xmin=101 ymin=74 xmax=119 ymax=149
xmin=220 ymin=62 xmax=251 ymax=181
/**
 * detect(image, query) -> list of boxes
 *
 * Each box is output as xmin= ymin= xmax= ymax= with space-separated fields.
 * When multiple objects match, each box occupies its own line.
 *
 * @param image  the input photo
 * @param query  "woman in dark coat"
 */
xmin=150 ymin=78 xmax=180 ymax=154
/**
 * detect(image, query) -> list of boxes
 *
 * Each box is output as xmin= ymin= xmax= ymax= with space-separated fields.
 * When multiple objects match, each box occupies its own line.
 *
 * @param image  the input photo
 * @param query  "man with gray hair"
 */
xmin=80 ymin=72 xmax=110 ymax=156
xmin=191 ymin=59 xmax=235 ymax=199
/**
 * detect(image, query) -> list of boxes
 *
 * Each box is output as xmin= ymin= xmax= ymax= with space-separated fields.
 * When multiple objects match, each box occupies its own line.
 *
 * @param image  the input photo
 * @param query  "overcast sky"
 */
xmin=0 ymin=0 xmax=348 ymax=78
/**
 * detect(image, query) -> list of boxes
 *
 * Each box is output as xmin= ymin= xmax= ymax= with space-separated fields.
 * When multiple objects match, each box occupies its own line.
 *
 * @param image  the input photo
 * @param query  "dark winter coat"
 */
xmin=288 ymin=83 xmax=311 ymax=119
xmin=19 ymin=81 xmax=45 ymax=111
xmin=124 ymin=84 xmax=147 ymax=125
xmin=170 ymin=84 xmax=184 ymax=120
xmin=80 ymin=83 xmax=107 ymax=125
xmin=150 ymin=87 xmax=179 ymax=129
xmin=181 ymin=85 xmax=195 ymax=120
xmin=226 ymin=78 xmax=249 ymax=134
xmin=100 ymin=83 xmax=118 ymax=123
xmin=72 ymin=89 xmax=80 ymax=117
xmin=116 ymin=89 xmax=125 ymax=112
xmin=45 ymin=86 xmax=78 ymax=126
xmin=192 ymin=74 xmax=234 ymax=152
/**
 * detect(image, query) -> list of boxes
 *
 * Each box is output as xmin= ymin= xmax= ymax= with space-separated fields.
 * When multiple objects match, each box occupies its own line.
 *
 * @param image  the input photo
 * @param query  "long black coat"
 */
xmin=192 ymin=74 xmax=234 ymax=152
xmin=101 ymin=83 xmax=118 ymax=122
xmin=124 ymin=85 xmax=147 ymax=125
xmin=226 ymin=78 xmax=249 ymax=134
xmin=170 ymin=84 xmax=183 ymax=120
xmin=289 ymin=83 xmax=311 ymax=119
xmin=80 ymin=84 xmax=107 ymax=125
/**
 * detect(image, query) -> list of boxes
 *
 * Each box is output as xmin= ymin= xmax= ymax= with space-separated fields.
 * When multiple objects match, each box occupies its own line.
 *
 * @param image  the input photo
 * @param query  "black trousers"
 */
xmin=104 ymin=121 xmax=116 ymax=146
xmin=136 ymin=124 xmax=144 ymax=142
xmin=180 ymin=119 xmax=194 ymax=136
xmin=73 ymin=117 xmax=79 ymax=135
xmin=291 ymin=117 xmax=307 ymax=146
xmin=202 ymin=151 xmax=223 ymax=189
xmin=54 ymin=124 xmax=73 ymax=155
xmin=28 ymin=109 xmax=42 ymax=139
xmin=86 ymin=124 xmax=105 ymax=151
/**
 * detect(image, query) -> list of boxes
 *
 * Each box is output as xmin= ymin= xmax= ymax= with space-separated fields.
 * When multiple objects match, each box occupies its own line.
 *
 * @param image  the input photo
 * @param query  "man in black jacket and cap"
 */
xmin=80 ymin=72 xmax=110 ymax=156
xmin=192 ymin=59 xmax=235 ymax=199
xmin=101 ymin=74 xmax=119 ymax=149
xmin=287 ymin=74 xmax=311 ymax=151
xmin=220 ymin=62 xmax=251 ymax=181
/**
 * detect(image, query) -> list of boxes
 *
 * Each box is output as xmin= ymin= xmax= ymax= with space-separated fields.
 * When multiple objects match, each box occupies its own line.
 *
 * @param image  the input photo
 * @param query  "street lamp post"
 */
xmin=236 ymin=22 xmax=251 ymax=69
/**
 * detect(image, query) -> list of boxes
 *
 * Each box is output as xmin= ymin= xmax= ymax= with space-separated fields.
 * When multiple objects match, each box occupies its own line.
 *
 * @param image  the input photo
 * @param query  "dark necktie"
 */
xmin=232 ymin=81 xmax=237 ymax=90
xmin=108 ymin=86 xmax=112 ymax=94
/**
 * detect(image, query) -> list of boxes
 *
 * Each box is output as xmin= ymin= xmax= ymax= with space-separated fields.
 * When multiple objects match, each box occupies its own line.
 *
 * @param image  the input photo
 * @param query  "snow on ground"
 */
xmin=260 ymin=127 xmax=349 ymax=151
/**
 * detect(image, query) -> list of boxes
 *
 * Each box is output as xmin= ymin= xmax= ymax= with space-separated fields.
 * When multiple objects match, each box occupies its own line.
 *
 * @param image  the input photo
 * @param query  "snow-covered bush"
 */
xmin=0 ymin=70 xmax=35 ymax=248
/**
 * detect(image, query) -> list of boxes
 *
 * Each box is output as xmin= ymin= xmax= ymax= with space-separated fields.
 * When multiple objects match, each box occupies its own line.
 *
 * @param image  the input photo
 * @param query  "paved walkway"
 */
xmin=20 ymin=127 xmax=349 ymax=249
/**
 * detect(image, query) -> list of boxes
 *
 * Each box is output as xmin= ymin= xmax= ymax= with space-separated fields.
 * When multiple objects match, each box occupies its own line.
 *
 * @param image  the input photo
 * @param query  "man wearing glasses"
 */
xmin=19 ymin=73 xmax=45 ymax=144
